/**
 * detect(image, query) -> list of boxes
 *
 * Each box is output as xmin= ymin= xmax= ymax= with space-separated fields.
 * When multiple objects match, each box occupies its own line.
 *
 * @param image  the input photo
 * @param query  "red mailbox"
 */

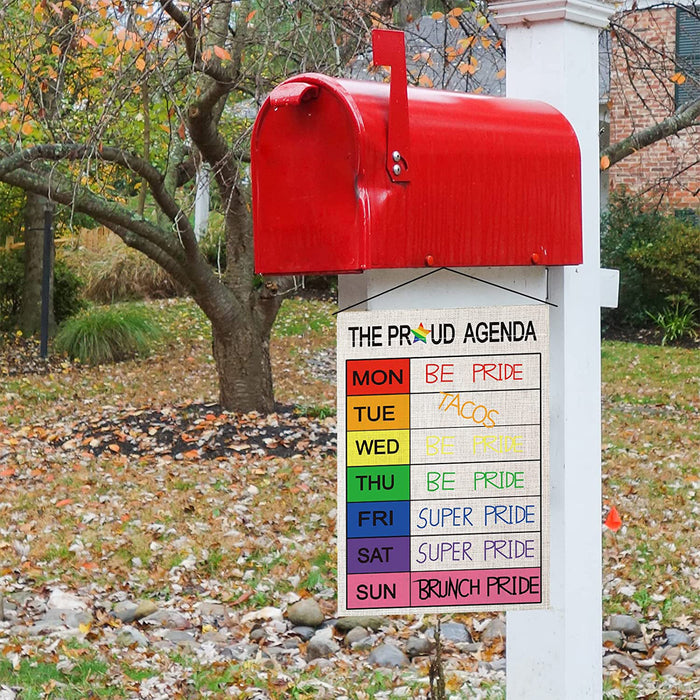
xmin=252 ymin=30 xmax=582 ymax=275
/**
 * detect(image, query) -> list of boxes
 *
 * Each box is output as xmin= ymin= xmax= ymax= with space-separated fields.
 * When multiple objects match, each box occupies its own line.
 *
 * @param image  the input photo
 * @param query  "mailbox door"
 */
xmin=252 ymin=82 xmax=367 ymax=275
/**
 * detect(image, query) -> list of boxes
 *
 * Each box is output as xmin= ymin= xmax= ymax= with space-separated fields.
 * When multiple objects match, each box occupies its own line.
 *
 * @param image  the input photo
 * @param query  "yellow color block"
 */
xmin=347 ymin=429 xmax=410 ymax=466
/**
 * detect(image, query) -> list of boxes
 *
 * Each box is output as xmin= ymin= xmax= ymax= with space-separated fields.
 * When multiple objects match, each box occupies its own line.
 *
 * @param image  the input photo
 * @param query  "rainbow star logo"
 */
xmin=411 ymin=323 xmax=431 ymax=343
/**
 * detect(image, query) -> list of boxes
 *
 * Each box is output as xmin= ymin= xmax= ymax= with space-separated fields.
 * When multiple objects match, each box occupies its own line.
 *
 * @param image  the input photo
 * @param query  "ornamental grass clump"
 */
xmin=54 ymin=305 xmax=163 ymax=364
xmin=59 ymin=234 xmax=184 ymax=303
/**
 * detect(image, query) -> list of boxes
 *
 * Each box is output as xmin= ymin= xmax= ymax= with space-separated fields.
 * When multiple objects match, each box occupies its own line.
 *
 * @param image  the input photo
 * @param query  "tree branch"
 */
xmin=601 ymin=97 xmax=700 ymax=167
xmin=0 ymin=159 xmax=240 ymax=323
xmin=109 ymin=222 xmax=195 ymax=293
xmin=0 ymin=165 xmax=186 ymax=273
xmin=159 ymin=0 xmax=197 ymax=61
xmin=158 ymin=0 xmax=240 ymax=87
xmin=0 ymin=142 xmax=201 ymax=260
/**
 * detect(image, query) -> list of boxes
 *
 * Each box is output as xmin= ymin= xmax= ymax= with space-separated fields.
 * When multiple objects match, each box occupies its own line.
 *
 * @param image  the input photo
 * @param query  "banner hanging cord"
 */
xmin=441 ymin=267 xmax=558 ymax=307
xmin=333 ymin=266 xmax=558 ymax=315
xmin=333 ymin=267 xmax=445 ymax=315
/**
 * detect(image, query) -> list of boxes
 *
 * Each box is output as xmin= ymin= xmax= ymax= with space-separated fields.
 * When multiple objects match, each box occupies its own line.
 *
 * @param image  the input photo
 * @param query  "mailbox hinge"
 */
xmin=372 ymin=29 xmax=411 ymax=183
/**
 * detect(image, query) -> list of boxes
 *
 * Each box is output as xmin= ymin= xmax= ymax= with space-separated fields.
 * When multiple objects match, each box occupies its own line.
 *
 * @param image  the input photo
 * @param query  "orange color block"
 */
xmin=347 ymin=394 xmax=410 ymax=431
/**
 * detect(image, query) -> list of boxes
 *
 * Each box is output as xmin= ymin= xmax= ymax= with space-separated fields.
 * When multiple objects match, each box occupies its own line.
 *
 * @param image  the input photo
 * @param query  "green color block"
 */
xmin=347 ymin=465 xmax=410 ymax=502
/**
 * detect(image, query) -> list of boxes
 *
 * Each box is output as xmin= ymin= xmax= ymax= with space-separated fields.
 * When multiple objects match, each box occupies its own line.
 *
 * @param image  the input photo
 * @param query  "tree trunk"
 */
xmin=211 ymin=311 xmax=276 ymax=413
xmin=19 ymin=191 xmax=54 ymax=336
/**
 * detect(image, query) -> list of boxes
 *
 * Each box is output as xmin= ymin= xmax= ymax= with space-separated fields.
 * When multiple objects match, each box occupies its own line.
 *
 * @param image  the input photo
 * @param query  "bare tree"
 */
xmin=601 ymin=2 xmax=699 ymax=205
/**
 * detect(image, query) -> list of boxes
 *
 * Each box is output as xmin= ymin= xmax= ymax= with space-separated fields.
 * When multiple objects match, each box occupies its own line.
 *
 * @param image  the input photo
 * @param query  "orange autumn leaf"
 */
xmin=213 ymin=45 xmax=231 ymax=61
xmin=448 ymin=16 xmax=459 ymax=28
xmin=670 ymin=72 xmax=686 ymax=85
xmin=600 ymin=155 xmax=611 ymax=170
xmin=135 ymin=56 xmax=146 ymax=71
xmin=496 ymin=69 xmax=506 ymax=80
xmin=457 ymin=36 xmax=476 ymax=50
xmin=418 ymin=75 xmax=433 ymax=88
xmin=56 ymin=498 xmax=74 ymax=507
xmin=0 ymin=468 xmax=15 ymax=477
xmin=246 ymin=10 xmax=257 ymax=22
xmin=431 ymin=11 xmax=444 ymax=20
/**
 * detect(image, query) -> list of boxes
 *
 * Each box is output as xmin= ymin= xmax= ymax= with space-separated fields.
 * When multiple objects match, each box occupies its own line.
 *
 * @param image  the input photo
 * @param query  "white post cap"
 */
xmin=491 ymin=0 xmax=613 ymax=28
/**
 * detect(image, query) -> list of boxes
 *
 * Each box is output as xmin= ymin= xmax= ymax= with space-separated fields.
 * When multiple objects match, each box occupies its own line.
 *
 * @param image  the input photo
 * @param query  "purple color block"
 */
xmin=347 ymin=537 xmax=410 ymax=574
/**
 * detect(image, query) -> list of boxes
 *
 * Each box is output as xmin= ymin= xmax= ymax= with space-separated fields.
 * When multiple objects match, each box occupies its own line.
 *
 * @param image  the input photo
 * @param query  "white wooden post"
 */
xmin=338 ymin=2 xmax=611 ymax=696
xmin=490 ymin=1 xmax=611 ymax=697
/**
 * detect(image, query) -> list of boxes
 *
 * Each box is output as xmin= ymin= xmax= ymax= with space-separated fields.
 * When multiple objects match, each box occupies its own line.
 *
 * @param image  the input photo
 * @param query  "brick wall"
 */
xmin=608 ymin=7 xmax=699 ymax=210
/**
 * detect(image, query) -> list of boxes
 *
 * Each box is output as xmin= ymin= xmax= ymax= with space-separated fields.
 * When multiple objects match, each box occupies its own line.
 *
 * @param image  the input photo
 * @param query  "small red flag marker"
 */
xmin=604 ymin=506 xmax=622 ymax=532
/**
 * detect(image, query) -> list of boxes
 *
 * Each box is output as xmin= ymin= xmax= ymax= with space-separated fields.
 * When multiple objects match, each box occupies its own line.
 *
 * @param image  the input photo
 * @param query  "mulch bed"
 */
xmin=51 ymin=402 xmax=337 ymax=460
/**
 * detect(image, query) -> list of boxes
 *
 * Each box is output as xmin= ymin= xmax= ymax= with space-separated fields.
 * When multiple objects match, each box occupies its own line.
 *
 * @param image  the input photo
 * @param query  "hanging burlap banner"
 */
xmin=337 ymin=306 xmax=550 ymax=615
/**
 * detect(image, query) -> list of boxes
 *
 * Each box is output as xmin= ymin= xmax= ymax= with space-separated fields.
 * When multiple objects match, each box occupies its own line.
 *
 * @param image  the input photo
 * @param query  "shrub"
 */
xmin=602 ymin=189 xmax=700 ymax=329
xmin=0 ymin=249 xmax=86 ymax=332
xmin=0 ymin=249 xmax=24 ymax=331
xmin=54 ymin=305 xmax=163 ymax=364
xmin=629 ymin=217 xmax=700 ymax=302
xmin=54 ymin=259 xmax=87 ymax=323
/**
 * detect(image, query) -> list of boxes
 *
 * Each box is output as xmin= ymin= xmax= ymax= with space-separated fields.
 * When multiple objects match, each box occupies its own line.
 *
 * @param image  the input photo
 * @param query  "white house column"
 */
xmin=194 ymin=161 xmax=211 ymax=241
xmin=489 ymin=1 xmax=611 ymax=697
